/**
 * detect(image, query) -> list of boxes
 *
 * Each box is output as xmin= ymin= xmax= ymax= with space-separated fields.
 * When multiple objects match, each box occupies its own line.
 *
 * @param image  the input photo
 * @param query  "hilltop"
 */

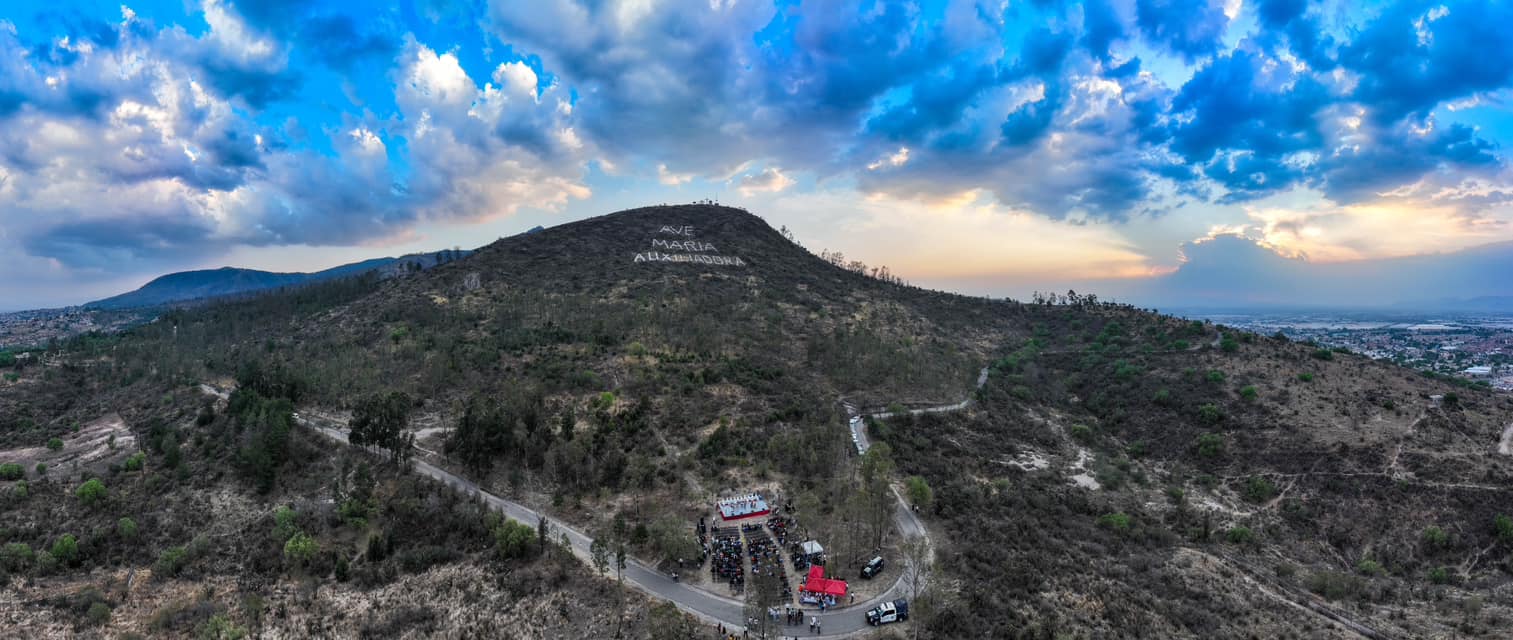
xmin=1 ymin=205 xmax=1511 ymax=638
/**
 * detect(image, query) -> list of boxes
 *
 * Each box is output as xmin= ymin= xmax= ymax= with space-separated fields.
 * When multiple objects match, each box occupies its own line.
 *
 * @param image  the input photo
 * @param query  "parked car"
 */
xmin=860 ymin=556 xmax=885 ymax=579
xmin=866 ymin=599 xmax=909 ymax=626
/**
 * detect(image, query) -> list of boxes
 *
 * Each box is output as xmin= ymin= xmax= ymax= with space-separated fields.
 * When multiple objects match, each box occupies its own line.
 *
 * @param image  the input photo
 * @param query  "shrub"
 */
xmin=34 ymin=463 xmax=46 ymax=476
xmin=1205 ymin=370 xmax=1226 ymax=384
xmin=1198 ymin=403 xmax=1224 ymax=424
xmin=1356 ymin=559 xmax=1384 ymax=576
xmin=1297 ymin=372 xmax=1315 ymax=382
xmin=50 ymin=534 xmax=79 ymax=565
xmin=124 ymin=452 xmax=146 ymax=472
xmin=0 ymin=463 xmax=22 ymax=480
xmin=1097 ymin=512 xmax=1131 ymax=533
xmin=156 ymin=546 xmax=189 ymax=576
xmin=76 ymin=478 xmax=107 ymax=507
xmin=1311 ymin=348 xmax=1334 ymax=361
xmin=494 ymin=520 xmax=536 ymax=560
xmin=1226 ymin=527 xmax=1254 ymax=544
xmin=198 ymin=613 xmax=248 ymax=639
xmin=283 ymin=532 xmax=318 ymax=566
xmin=1422 ymin=526 xmax=1449 ymax=548
xmin=1239 ymin=385 xmax=1258 ymax=401
xmin=273 ymin=505 xmax=299 ymax=543
xmin=1495 ymin=514 xmax=1513 ymax=543
xmin=1 ymin=542 xmax=34 ymax=571
xmin=1195 ymin=433 xmax=1224 ymax=458
xmin=1069 ymin=424 xmax=1093 ymax=443
xmin=118 ymin=517 xmax=139 ymax=540
xmin=1244 ymin=476 xmax=1277 ymax=503
xmin=1220 ymin=337 xmax=1239 ymax=352
xmin=12 ymin=480 xmax=27 ymax=499
xmin=1428 ymin=566 xmax=1451 ymax=584
xmin=1152 ymin=388 xmax=1171 ymax=405
xmin=47 ymin=437 xmax=64 ymax=451
xmin=87 ymin=601 xmax=112 ymax=627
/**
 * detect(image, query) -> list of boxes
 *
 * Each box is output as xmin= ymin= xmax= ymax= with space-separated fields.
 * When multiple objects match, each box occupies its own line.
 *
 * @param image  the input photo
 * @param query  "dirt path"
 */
xmin=1499 ymin=423 xmax=1513 ymax=456
xmin=1187 ymin=549 xmax=1384 ymax=639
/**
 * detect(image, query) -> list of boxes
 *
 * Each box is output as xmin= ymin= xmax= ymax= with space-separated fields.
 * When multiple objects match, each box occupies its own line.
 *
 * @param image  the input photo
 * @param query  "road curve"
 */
xmin=854 ymin=367 xmax=991 ymax=452
xmin=294 ymin=412 xmax=929 ymax=637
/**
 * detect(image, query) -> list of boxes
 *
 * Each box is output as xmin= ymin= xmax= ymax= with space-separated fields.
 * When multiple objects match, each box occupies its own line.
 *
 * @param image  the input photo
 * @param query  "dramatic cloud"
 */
xmin=0 ymin=3 xmax=588 ymax=280
xmin=3 ymin=0 xmax=1513 ymax=309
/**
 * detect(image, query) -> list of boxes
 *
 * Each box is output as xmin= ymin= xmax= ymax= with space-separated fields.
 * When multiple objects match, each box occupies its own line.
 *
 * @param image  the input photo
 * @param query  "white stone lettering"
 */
xmin=658 ymin=225 xmax=696 ymax=236
xmin=635 ymin=224 xmax=745 ymax=267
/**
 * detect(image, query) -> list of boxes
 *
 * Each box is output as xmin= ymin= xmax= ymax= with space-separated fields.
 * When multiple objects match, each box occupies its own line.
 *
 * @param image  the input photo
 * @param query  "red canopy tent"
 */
xmin=801 ymin=565 xmax=848 ymax=597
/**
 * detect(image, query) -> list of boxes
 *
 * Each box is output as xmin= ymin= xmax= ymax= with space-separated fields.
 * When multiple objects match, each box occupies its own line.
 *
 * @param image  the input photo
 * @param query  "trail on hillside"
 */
xmin=1500 ymin=423 xmax=1513 ymax=456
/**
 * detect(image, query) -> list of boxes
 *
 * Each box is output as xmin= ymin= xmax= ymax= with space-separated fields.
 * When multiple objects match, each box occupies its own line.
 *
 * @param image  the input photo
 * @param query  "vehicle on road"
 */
xmin=861 ymin=556 xmax=885 ymax=579
xmin=866 ymin=599 xmax=908 ymax=626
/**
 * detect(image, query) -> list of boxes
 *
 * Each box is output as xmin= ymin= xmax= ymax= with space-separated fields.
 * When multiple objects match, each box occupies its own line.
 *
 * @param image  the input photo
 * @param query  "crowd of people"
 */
xmin=745 ymin=524 xmax=792 ymax=601
xmin=709 ymin=526 xmax=746 ymax=593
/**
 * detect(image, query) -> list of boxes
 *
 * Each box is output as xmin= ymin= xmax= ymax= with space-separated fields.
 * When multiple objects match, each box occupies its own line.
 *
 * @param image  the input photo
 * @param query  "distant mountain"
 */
xmin=1106 ymin=237 xmax=1513 ymax=311
xmin=84 ymin=250 xmax=472 ymax=310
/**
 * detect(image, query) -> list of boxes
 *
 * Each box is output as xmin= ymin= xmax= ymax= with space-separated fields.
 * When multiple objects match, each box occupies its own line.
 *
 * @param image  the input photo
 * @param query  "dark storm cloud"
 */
xmin=23 ymin=215 xmax=218 ymax=270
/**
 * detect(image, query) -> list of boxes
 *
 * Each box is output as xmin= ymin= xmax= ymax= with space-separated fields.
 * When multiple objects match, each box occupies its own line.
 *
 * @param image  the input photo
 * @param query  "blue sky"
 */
xmin=1 ymin=0 xmax=1511 ymax=309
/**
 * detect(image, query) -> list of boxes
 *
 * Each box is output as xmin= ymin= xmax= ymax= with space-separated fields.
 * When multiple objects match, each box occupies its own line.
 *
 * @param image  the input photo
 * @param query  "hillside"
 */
xmin=1 ymin=205 xmax=1511 ymax=638
xmin=84 ymin=250 xmax=472 ymax=311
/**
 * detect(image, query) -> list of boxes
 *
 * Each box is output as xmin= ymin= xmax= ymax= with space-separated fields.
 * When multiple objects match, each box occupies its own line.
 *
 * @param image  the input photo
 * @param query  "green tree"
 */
xmin=50 ymin=534 xmax=79 ymax=565
xmin=1239 ymin=385 xmax=1258 ymax=401
xmin=124 ymin=451 xmax=146 ymax=472
xmin=494 ymin=520 xmax=536 ymax=560
xmin=273 ymin=505 xmax=299 ymax=543
xmin=46 ymin=437 xmax=64 ymax=451
xmin=1198 ymin=403 xmax=1224 ymax=424
xmin=905 ymin=475 xmax=934 ymax=510
xmin=75 ymin=478 xmax=107 ymax=507
xmin=350 ymin=391 xmax=415 ymax=463
xmin=283 ymin=532 xmax=318 ymax=567
xmin=1494 ymin=514 xmax=1513 ymax=544
xmin=1244 ymin=476 xmax=1277 ymax=503
xmin=1195 ymin=433 xmax=1225 ymax=458
xmin=1423 ymin=525 xmax=1449 ymax=548
xmin=118 ymin=517 xmax=138 ymax=540
xmin=156 ymin=545 xmax=189 ymax=576
xmin=1226 ymin=527 xmax=1255 ymax=544
xmin=0 ymin=463 xmax=22 ymax=480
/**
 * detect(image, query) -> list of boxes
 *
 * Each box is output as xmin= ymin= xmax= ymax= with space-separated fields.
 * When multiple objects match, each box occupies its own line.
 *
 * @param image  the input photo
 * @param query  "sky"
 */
xmin=1 ymin=0 xmax=1512 ymax=310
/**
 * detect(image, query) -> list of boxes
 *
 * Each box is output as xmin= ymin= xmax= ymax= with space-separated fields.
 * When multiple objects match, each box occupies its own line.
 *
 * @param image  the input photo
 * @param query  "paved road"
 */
xmin=294 ymin=412 xmax=926 ymax=637
xmin=852 ymin=367 xmax=991 ymax=455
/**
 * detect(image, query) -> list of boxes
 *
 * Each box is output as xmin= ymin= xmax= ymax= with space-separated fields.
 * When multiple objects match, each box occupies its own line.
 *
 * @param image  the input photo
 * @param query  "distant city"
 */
xmin=1180 ymin=309 xmax=1513 ymax=392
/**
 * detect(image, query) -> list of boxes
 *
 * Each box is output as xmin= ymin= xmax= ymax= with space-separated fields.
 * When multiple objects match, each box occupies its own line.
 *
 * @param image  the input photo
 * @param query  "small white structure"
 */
xmin=800 ymin=540 xmax=824 ymax=557
xmin=1463 ymin=365 xmax=1493 ymax=377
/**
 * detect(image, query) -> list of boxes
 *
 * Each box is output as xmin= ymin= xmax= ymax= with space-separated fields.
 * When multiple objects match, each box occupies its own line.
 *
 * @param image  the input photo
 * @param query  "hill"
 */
xmin=1 ymin=205 xmax=1511 ymax=638
xmin=83 ymin=250 xmax=472 ymax=310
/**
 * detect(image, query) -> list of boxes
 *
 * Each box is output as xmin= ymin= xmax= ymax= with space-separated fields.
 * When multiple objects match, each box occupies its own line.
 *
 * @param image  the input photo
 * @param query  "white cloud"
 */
xmin=736 ymin=167 xmax=795 ymax=196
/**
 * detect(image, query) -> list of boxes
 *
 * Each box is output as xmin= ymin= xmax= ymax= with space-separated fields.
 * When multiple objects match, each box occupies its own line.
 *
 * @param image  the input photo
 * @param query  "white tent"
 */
xmin=801 ymin=540 xmax=824 ymax=556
